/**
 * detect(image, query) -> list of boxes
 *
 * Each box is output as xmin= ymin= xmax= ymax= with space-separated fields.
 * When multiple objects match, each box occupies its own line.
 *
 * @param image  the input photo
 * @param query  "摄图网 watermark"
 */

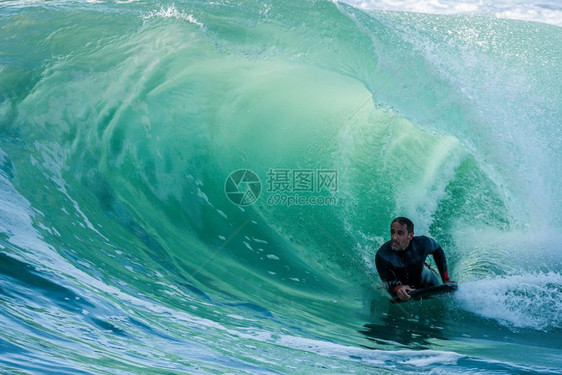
xmin=225 ymin=168 xmax=338 ymax=207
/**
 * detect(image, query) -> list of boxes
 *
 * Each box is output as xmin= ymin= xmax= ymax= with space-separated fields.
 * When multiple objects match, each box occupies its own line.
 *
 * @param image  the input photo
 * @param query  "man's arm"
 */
xmin=432 ymin=246 xmax=450 ymax=283
xmin=375 ymin=254 xmax=402 ymax=294
xmin=421 ymin=236 xmax=451 ymax=283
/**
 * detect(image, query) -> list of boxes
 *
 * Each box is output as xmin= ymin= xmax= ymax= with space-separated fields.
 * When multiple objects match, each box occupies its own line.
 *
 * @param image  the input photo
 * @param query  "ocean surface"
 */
xmin=1 ymin=0 xmax=561 ymax=374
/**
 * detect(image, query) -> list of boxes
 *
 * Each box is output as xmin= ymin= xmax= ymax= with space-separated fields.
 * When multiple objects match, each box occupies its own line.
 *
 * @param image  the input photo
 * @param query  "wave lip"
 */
xmin=341 ymin=0 xmax=562 ymax=27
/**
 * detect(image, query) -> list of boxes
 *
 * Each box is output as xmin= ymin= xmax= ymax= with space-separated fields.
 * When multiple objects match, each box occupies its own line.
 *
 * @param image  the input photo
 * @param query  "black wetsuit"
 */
xmin=375 ymin=235 xmax=449 ymax=295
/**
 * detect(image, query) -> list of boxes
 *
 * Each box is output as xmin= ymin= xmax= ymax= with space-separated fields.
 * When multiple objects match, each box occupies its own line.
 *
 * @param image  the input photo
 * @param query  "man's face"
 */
xmin=390 ymin=221 xmax=413 ymax=251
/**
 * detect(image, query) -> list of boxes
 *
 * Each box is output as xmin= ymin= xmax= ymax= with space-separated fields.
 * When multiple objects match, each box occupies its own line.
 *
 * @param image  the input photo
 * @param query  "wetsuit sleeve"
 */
xmin=375 ymin=254 xmax=401 ymax=294
xmin=432 ymin=246 xmax=450 ymax=282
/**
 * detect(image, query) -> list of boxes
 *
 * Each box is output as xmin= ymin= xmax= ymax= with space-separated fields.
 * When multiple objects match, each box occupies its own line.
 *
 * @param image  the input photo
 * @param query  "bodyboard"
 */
xmin=391 ymin=282 xmax=458 ymax=304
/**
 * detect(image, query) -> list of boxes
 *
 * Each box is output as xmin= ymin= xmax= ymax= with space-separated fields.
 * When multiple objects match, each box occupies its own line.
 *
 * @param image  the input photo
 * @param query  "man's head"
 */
xmin=390 ymin=217 xmax=414 ymax=251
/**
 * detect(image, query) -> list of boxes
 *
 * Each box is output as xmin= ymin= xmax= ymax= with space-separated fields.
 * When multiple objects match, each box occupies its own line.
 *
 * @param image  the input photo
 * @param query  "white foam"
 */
xmin=227 ymin=314 xmax=257 ymax=322
xmin=142 ymin=5 xmax=205 ymax=29
xmin=252 ymin=238 xmax=269 ymax=244
xmin=340 ymin=0 xmax=562 ymax=27
xmin=232 ymin=329 xmax=462 ymax=368
xmin=456 ymin=272 xmax=562 ymax=331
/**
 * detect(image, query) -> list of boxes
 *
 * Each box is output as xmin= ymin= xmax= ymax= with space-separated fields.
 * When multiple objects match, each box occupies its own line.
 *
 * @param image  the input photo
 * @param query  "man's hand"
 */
xmin=396 ymin=285 xmax=414 ymax=301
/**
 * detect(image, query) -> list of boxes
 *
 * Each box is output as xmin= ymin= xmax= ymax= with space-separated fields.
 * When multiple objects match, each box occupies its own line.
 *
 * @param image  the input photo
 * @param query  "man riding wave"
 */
xmin=375 ymin=217 xmax=454 ymax=301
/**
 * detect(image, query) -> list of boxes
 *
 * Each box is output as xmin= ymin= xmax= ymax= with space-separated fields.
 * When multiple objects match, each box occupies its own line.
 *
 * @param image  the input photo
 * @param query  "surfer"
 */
xmin=375 ymin=217 xmax=454 ymax=301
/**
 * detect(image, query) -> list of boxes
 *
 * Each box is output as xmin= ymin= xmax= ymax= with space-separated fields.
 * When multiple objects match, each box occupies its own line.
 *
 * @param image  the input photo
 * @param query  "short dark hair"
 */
xmin=392 ymin=217 xmax=414 ymax=233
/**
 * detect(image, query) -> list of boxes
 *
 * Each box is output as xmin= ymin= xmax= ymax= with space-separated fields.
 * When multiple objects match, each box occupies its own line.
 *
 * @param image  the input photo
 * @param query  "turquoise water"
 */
xmin=1 ymin=1 xmax=561 ymax=373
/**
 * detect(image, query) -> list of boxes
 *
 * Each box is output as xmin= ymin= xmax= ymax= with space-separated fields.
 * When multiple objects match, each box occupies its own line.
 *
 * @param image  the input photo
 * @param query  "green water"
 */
xmin=1 ymin=1 xmax=561 ymax=373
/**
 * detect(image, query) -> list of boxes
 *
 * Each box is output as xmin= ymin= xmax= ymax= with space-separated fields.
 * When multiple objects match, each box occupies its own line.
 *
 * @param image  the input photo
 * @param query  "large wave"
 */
xmin=1 ymin=1 xmax=561 ymax=373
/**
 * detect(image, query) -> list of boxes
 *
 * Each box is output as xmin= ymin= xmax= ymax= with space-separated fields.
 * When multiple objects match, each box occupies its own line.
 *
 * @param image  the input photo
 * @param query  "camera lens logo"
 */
xmin=225 ymin=169 xmax=261 ymax=206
